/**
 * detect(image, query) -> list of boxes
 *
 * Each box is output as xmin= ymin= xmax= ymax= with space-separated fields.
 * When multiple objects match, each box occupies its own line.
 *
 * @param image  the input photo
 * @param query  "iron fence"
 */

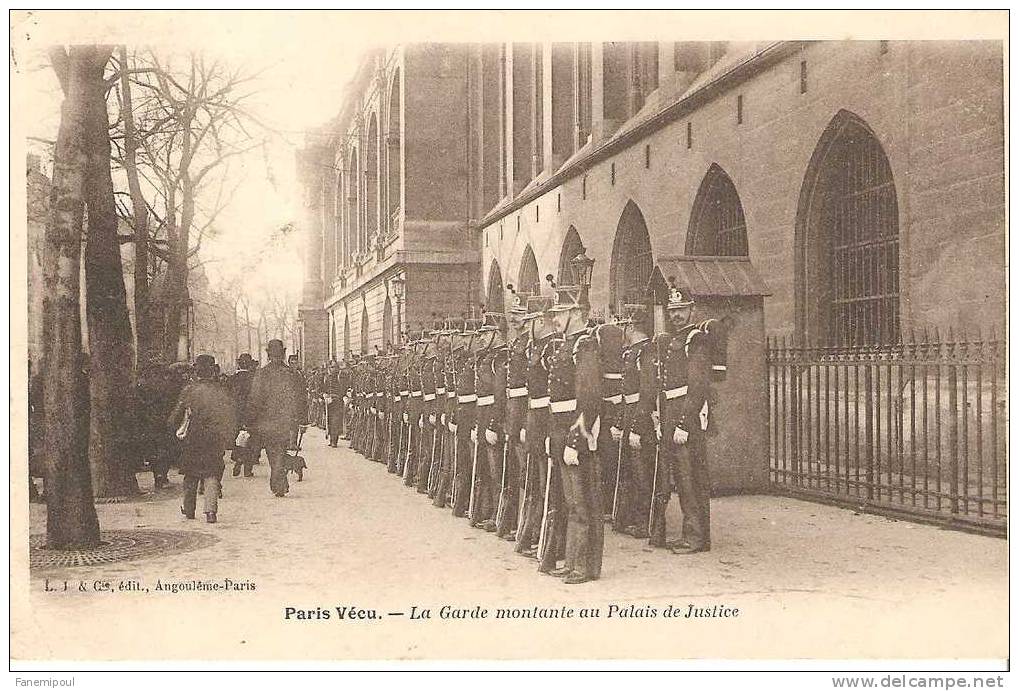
xmin=767 ymin=329 xmax=1006 ymax=534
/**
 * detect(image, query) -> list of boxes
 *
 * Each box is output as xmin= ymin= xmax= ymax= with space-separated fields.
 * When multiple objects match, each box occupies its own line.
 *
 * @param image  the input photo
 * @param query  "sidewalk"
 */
xmin=19 ymin=429 xmax=1008 ymax=661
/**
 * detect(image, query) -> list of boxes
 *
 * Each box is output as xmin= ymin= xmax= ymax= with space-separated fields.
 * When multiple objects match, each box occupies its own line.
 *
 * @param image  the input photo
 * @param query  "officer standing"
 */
xmin=470 ymin=313 xmax=503 ymax=531
xmin=616 ymin=305 xmax=655 ymax=538
xmin=651 ymin=283 xmax=715 ymax=554
xmin=497 ymin=289 xmax=530 ymax=541
xmin=545 ymin=285 xmax=604 ymax=584
xmin=451 ymin=320 xmax=479 ymax=518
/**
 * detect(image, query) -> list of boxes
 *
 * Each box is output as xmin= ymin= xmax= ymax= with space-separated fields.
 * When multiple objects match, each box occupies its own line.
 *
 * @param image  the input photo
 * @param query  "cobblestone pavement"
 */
xmin=16 ymin=430 xmax=1007 ymax=662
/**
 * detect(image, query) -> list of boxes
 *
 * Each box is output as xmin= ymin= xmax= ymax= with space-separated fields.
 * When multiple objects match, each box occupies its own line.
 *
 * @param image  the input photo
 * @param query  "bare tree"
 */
xmin=108 ymin=50 xmax=267 ymax=362
xmin=83 ymin=46 xmax=139 ymax=498
xmin=42 ymin=46 xmax=104 ymax=548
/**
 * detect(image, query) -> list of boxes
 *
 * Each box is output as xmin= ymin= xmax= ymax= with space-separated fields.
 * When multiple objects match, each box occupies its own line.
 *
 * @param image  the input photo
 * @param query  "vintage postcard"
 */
xmin=8 ymin=9 xmax=1009 ymax=672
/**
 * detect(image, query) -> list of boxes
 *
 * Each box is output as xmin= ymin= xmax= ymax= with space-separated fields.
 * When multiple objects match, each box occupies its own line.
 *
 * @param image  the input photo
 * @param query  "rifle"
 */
xmin=517 ymin=443 xmax=530 ymax=533
xmin=427 ymin=421 xmax=440 ymax=494
xmin=535 ymin=452 xmax=553 ymax=562
xmin=611 ymin=426 xmax=625 ymax=525
xmin=494 ymin=434 xmax=509 ymax=529
xmin=647 ymin=337 xmax=664 ymax=539
xmin=467 ymin=424 xmax=480 ymax=521
xmin=450 ymin=424 xmax=459 ymax=509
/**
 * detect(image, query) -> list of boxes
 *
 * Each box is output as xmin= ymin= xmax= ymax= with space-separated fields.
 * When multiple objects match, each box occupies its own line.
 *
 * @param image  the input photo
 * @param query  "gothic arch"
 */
xmin=609 ymin=200 xmax=654 ymax=315
xmin=347 ymin=147 xmax=360 ymax=255
xmin=486 ymin=259 xmax=505 ymax=313
xmin=387 ymin=69 xmax=402 ymax=228
xmin=360 ymin=303 xmax=370 ymax=355
xmin=518 ymin=245 xmax=540 ymax=296
xmin=686 ymin=164 xmax=748 ymax=256
xmin=365 ymin=114 xmax=380 ymax=247
xmin=557 ymin=226 xmax=586 ymax=285
xmin=795 ymin=110 xmax=900 ymax=345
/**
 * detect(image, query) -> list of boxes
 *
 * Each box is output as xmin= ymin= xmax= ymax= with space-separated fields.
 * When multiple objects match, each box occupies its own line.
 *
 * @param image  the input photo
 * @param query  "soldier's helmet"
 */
xmin=505 ymin=283 xmax=529 ymax=317
xmin=665 ymin=277 xmax=695 ymax=310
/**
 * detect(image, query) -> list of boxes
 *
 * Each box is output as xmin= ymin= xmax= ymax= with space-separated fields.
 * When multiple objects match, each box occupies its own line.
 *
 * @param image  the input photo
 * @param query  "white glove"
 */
xmin=235 ymin=430 xmax=250 ymax=448
xmin=628 ymin=432 xmax=641 ymax=450
xmin=563 ymin=445 xmax=580 ymax=466
xmin=429 ymin=414 xmax=437 ymax=425
xmin=544 ymin=437 xmax=550 ymax=456
xmin=470 ymin=427 xmax=478 ymax=443
xmin=402 ymin=413 xmax=409 ymax=423
xmin=342 ymin=396 xmax=349 ymax=405
xmin=519 ymin=428 xmax=526 ymax=445
xmin=378 ymin=411 xmax=384 ymax=419
xmin=610 ymin=426 xmax=623 ymax=442
xmin=440 ymin=413 xmax=447 ymax=426
xmin=485 ymin=428 xmax=498 ymax=446
xmin=449 ymin=422 xmax=457 ymax=433
xmin=418 ymin=417 xmax=424 ymax=429
xmin=673 ymin=427 xmax=689 ymax=446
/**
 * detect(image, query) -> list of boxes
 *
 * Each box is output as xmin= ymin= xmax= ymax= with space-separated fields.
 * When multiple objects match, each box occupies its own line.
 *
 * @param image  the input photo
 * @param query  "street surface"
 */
xmin=19 ymin=431 xmax=1008 ymax=661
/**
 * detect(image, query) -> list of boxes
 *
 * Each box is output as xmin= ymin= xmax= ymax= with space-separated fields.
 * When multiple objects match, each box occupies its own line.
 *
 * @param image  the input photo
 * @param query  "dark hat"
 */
xmin=236 ymin=353 xmax=256 ymax=368
xmin=267 ymin=339 xmax=286 ymax=355
xmin=194 ymin=354 xmax=216 ymax=378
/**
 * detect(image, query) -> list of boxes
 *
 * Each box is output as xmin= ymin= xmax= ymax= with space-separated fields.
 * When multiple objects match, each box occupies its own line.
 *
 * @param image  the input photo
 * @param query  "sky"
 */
xmin=12 ymin=11 xmax=373 ymax=304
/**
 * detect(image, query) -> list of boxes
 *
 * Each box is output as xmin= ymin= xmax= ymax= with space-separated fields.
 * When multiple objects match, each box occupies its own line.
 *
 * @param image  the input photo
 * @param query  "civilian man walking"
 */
xmin=245 ymin=340 xmax=305 ymax=498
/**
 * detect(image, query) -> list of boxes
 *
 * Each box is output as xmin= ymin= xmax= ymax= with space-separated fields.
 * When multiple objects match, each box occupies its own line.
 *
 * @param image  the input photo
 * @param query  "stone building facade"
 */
xmin=298 ymin=40 xmax=1005 ymax=363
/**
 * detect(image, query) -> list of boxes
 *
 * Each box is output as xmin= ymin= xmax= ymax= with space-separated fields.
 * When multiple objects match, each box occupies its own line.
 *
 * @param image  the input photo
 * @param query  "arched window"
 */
xmin=796 ymin=110 xmax=900 ymax=346
xmin=343 ymin=311 xmax=350 ymax=359
xmin=335 ymin=171 xmax=345 ymax=271
xmin=347 ymin=148 xmax=360 ymax=256
xmin=557 ymin=226 xmax=585 ymax=285
xmin=382 ymin=295 xmax=393 ymax=350
xmin=609 ymin=201 xmax=654 ymax=314
xmin=686 ymin=164 xmax=748 ymax=256
xmin=387 ymin=70 xmax=402 ymax=231
xmin=486 ymin=259 xmax=505 ymax=312
xmin=366 ymin=115 xmax=380 ymax=247
xmin=518 ymin=245 xmax=540 ymax=296
xmin=360 ymin=304 xmax=370 ymax=355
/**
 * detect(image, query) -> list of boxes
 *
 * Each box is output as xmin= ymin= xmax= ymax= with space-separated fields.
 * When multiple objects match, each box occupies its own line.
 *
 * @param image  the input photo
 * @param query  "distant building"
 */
xmin=298 ymin=40 xmax=1005 ymax=364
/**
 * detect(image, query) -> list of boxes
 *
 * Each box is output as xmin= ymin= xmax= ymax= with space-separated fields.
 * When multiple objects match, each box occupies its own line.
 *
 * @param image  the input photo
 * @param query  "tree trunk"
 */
xmin=42 ymin=46 xmax=101 ymax=549
xmin=83 ymin=46 xmax=139 ymax=498
xmin=117 ymin=46 xmax=151 ymax=365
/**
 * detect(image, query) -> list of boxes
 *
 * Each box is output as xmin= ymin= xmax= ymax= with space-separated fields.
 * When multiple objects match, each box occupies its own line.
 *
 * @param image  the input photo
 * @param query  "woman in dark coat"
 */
xmin=168 ymin=355 xmax=236 ymax=523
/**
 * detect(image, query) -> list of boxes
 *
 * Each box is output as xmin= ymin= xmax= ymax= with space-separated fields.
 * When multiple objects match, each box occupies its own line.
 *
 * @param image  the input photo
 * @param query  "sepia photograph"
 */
xmin=8 ymin=8 xmax=1010 ymax=677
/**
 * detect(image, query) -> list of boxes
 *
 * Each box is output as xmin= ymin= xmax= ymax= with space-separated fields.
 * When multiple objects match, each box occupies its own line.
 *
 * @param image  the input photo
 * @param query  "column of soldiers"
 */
xmin=312 ymin=278 xmax=727 ymax=583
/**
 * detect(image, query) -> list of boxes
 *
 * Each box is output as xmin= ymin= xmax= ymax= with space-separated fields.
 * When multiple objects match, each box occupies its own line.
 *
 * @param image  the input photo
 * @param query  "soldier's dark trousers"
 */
xmin=468 ymin=437 xmax=494 ymax=526
xmin=598 ymin=423 xmax=620 ymax=517
xmin=263 ymin=437 xmax=290 ymax=496
xmin=515 ymin=410 xmax=547 ymax=552
xmin=483 ymin=438 xmax=504 ymax=526
xmin=327 ymin=401 xmax=343 ymax=445
xmin=540 ymin=418 xmax=569 ymax=572
xmin=387 ymin=412 xmax=402 ymax=473
xmin=494 ymin=437 xmax=518 ymax=537
xmin=404 ymin=417 xmax=420 ymax=487
xmin=624 ymin=439 xmax=655 ymax=532
xmin=427 ymin=422 xmax=444 ymax=498
xmin=432 ymin=424 xmax=454 ymax=508
xmin=416 ymin=422 xmax=434 ymax=493
xmin=669 ymin=434 xmax=710 ymax=550
xmin=452 ymin=408 xmax=476 ymax=517
xmin=560 ymin=443 xmax=604 ymax=580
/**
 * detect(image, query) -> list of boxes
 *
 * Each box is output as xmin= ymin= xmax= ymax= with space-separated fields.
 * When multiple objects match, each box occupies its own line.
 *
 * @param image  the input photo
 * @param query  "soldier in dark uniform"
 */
xmin=497 ymin=288 xmax=530 ymax=541
xmin=425 ymin=322 xmax=450 ymax=499
xmin=416 ymin=324 xmax=442 ymax=494
xmin=515 ymin=294 xmax=556 ymax=559
xmin=451 ymin=319 xmax=479 ymax=518
xmin=615 ymin=305 xmax=655 ymax=537
xmin=651 ymin=283 xmax=716 ymax=554
xmin=470 ymin=313 xmax=504 ymax=531
xmin=325 ymin=360 xmax=348 ymax=446
xmin=595 ymin=318 xmax=625 ymax=520
xmin=545 ymin=285 xmax=604 ymax=583
xmin=229 ymin=353 xmax=258 ymax=477
xmin=431 ymin=320 xmax=460 ymax=509
xmin=388 ymin=348 xmax=406 ymax=473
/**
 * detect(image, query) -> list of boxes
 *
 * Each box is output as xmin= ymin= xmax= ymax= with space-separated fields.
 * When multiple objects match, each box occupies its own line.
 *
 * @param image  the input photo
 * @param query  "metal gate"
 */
xmin=767 ymin=330 xmax=1006 ymax=535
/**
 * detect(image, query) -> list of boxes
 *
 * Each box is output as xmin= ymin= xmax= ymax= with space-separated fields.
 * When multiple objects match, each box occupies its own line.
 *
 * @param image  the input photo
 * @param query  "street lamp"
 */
xmin=391 ymin=276 xmax=405 ymax=345
xmin=570 ymin=248 xmax=595 ymax=308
